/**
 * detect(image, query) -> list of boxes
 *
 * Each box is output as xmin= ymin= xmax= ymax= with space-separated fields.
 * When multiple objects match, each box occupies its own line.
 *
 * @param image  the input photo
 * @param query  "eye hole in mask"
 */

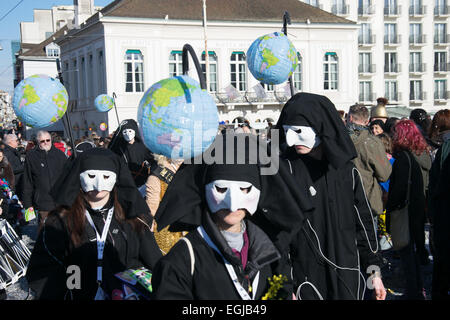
xmin=103 ymin=175 xmax=110 ymax=179
xmin=88 ymin=174 xmax=96 ymax=179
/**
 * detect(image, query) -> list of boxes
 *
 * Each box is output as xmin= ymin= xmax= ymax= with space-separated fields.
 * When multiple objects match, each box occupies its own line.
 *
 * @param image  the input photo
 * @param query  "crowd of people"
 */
xmin=0 ymin=93 xmax=448 ymax=301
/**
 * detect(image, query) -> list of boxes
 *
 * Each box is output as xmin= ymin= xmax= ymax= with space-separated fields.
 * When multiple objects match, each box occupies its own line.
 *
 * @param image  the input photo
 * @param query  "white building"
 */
xmin=300 ymin=0 xmax=450 ymax=115
xmin=55 ymin=0 xmax=359 ymax=138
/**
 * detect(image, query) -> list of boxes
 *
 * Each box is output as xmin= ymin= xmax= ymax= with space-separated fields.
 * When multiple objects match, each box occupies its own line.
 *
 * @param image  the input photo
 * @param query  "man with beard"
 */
xmin=109 ymin=119 xmax=156 ymax=189
xmin=22 ymin=130 xmax=68 ymax=227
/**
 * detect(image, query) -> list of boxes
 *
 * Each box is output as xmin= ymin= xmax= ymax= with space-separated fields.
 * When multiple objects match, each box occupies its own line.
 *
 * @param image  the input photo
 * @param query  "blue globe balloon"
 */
xmin=94 ymin=94 xmax=114 ymax=112
xmin=137 ymin=75 xmax=219 ymax=159
xmin=247 ymin=32 xmax=298 ymax=85
xmin=12 ymin=74 xmax=68 ymax=128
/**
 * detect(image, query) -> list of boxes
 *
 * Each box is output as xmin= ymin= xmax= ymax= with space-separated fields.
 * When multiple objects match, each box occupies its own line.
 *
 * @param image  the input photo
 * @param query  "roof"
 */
xmin=98 ymin=0 xmax=355 ymax=24
xmin=20 ymin=26 xmax=68 ymax=57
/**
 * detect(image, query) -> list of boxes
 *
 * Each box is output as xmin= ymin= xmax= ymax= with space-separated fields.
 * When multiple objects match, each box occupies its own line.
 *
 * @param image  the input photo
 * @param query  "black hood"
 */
xmin=275 ymin=92 xmax=357 ymax=169
xmin=108 ymin=119 xmax=144 ymax=154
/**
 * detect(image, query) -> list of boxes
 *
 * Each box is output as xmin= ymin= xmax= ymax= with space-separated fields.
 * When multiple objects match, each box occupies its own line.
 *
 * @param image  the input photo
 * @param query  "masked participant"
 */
xmin=151 ymin=133 xmax=313 ymax=300
xmin=26 ymin=148 xmax=162 ymax=300
xmin=109 ymin=119 xmax=156 ymax=188
xmin=275 ymin=92 xmax=386 ymax=300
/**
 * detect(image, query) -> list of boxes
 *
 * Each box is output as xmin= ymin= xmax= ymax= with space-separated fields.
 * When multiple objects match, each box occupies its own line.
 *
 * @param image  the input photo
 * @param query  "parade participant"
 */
xmin=145 ymin=154 xmax=184 ymax=254
xmin=22 ymin=131 xmax=68 ymax=228
xmin=151 ymin=134 xmax=313 ymax=300
xmin=2 ymin=134 xmax=24 ymax=196
xmin=275 ymin=92 xmax=386 ymax=300
xmin=109 ymin=119 xmax=156 ymax=188
xmin=0 ymin=149 xmax=15 ymax=190
xmin=26 ymin=148 xmax=162 ymax=300
xmin=386 ymin=120 xmax=428 ymax=299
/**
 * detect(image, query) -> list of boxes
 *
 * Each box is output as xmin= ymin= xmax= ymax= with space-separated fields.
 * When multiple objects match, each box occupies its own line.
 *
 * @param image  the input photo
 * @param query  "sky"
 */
xmin=0 ymin=0 xmax=113 ymax=95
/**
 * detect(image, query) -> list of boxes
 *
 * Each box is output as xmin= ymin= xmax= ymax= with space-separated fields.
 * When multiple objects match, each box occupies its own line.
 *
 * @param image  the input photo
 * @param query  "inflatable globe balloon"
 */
xmin=247 ymin=32 xmax=298 ymax=85
xmin=12 ymin=74 xmax=68 ymax=128
xmin=94 ymin=94 xmax=114 ymax=112
xmin=137 ymin=75 xmax=219 ymax=159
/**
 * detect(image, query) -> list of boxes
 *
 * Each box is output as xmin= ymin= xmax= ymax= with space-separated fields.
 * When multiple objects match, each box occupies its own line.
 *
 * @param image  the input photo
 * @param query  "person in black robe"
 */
xmin=151 ymin=133 xmax=314 ymax=299
xmin=109 ymin=119 xmax=155 ymax=188
xmin=275 ymin=92 xmax=386 ymax=300
xmin=25 ymin=148 xmax=162 ymax=300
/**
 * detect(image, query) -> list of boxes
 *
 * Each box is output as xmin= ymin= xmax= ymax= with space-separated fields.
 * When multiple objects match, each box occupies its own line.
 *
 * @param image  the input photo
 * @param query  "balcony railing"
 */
xmin=384 ymin=6 xmax=401 ymax=16
xmin=434 ymin=91 xmax=450 ymax=100
xmin=434 ymin=62 xmax=450 ymax=72
xmin=358 ymin=64 xmax=376 ymax=74
xmin=434 ymin=6 xmax=450 ymax=16
xmin=332 ymin=4 xmax=350 ymax=15
xmin=409 ymin=34 xmax=426 ymax=45
xmin=384 ymin=35 xmax=401 ymax=45
xmin=409 ymin=5 xmax=426 ymax=16
xmin=358 ymin=35 xmax=376 ymax=45
xmin=386 ymin=92 xmax=402 ymax=102
xmin=358 ymin=5 xmax=375 ymax=16
xmin=434 ymin=34 xmax=450 ymax=45
xmin=359 ymin=92 xmax=375 ymax=102
xmin=409 ymin=63 xmax=426 ymax=73
xmin=409 ymin=91 xmax=426 ymax=101
xmin=384 ymin=63 xmax=401 ymax=73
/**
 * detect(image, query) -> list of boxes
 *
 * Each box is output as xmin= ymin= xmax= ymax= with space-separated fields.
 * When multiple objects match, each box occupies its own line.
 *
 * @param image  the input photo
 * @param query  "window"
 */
xmin=262 ymin=83 xmax=274 ymax=92
xmin=87 ymin=54 xmax=93 ymax=98
xmin=323 ymin=52 xmax=338 ymax=90
xmin=359 ymin=81 xmax=372 ymax=102
xmin=46 ymin=48 xmax=60 ymax=57
xmin=385 ymin=81 xmax=398 ymax=101
xmin=293 ymin=53 xmax=302 ymax=91
xmin=169 ymin=51 xmax=183 ymax=77
xmin=410 ymin=0 xmax=423 ymax=14
xmin=80 ymin=57 xmax=86 ymax=99
xmin=63 ymin=61 xmax=70 ymax=94
xmin=305 ymin=0 xmax=319 ymax=7
xmin=124 ymin=49 xmax=144 ymax=93
xmin=435 ymin=0 xmax=448 ymax=15
xmin=385 ymin=0 xmax=399 ymax=15
xmin=359 ymin=0 xmax=372 ymax=15
xmin=434 ymin=23 xmax=447 ymax=43
xmin=410 ymin=52 xmax=423 ymax=72
xmin=410 ymin=80 xmax=423 ymax=100
xmin=332 ymin=0 xmax=347 ymax=14
xmin=385 ymin=24 xmax=398 ymax=44
xmin=359 ymin=52 xmax=372 ymax=73
xmin=72 ymin=59 xmax=78 ymax=100
xmin=201 ymin=51 xmax=218 ymax=92
xmin=434 ymin=51 xmax=448 ymax=71
xmin=410 ymin=23 xmax=423 ymax=43
xmin=97 ymin=50 xmax=105 ymax=95
xmin=359 ymin=23 xmax=373 ymax=44
xmin=230 ymin=52 xmax=247 ymax=92
xmin=385 ymin=52 xmax=399 ymax=72
xmin=435 ymin=80 xmax=447 ymax=99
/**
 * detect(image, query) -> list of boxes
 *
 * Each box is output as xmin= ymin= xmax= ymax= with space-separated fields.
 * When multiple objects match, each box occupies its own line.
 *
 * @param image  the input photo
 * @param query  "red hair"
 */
xmin=392 ymin=119 xmax=429 ymax=155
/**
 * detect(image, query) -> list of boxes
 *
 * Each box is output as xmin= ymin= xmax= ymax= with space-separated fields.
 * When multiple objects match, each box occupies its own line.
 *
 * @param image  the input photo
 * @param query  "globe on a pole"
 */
xmin=12 ymin=74 xmax=68 ymax=128
xmin=247 ymin=32 xmax=298 ymax=85
xmin=94 ymin=94 xmax=114 ymax=112
xmin=137 ymin=75 xmax=219 ymax=160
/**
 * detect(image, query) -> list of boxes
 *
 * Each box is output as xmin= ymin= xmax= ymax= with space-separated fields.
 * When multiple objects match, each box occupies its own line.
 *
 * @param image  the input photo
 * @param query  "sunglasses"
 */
xmin=39 ymin=139 xmax=51 ymax=144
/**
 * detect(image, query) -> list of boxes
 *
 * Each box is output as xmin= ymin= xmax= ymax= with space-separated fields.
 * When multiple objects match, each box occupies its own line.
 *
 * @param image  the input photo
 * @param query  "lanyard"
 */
xmin=85 ymin=207 xmax=115 ymax=285
xmin=197 ymin=226 xmax=259 ymax=300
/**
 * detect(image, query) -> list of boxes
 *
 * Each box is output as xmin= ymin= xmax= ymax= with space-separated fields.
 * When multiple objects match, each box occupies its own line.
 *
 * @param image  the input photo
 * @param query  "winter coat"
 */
xmin=386 ymin=150 xmax=426 ymax=246
xmin=151 ymin=218 xmax=289 ymax=300
xmin=412 ymin=151 xmax=432 ymax=195
xmin=2 ymin=144 xmax=23 ymax=192
xmin=26 ymin=208 xmax=162 ymax=300
xmin=22 ymin=146 xmax=67 ymax=211
xmin=349 ymin=128 xmax=392 ymax=216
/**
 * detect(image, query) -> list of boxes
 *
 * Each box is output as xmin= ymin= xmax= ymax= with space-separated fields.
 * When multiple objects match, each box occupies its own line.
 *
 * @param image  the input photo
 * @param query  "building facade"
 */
xmin=55 ymin=0 xmax=359 ymax=138
xmin=301 ymin=0 xmax=450 ymax=114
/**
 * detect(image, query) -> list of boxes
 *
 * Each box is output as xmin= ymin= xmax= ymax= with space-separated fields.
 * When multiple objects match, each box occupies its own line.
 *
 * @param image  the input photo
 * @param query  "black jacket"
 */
xmin=26 ymin=209 xmax=162 ymax=300
xmin=22 ymin=146 xmax=67 ymax=211
xmin=151 ymin=217 xmax=289 ymax=300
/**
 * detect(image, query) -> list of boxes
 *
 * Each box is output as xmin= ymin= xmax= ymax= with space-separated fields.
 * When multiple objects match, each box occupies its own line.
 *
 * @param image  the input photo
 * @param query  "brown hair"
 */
xmin=377 ymin=133 xmax=393 ymax=154
xmin=429 ymin=109 xmax=450 ymax=140
xmin=54 ymin=188 xmax=148 ymax=247
xmin=348 ymin=104 xmax=369 ymax=122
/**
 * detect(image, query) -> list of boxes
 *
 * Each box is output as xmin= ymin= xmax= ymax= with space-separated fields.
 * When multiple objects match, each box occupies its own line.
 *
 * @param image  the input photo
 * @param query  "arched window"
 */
xmin=124 ymin=49 xmax=144 ymax=92
xmin=230 ymin=52 xmax=247 ymax=92
xmin=324 ymin=52 xmax=338 ymax=90
xmin=293 ymin=52 xmax=302 ymax=91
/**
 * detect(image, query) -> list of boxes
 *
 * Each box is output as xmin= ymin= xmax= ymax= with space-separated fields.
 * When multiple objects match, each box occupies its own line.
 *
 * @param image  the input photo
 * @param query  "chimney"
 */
xmin=74 ymin=0 xmax=94 ymax=28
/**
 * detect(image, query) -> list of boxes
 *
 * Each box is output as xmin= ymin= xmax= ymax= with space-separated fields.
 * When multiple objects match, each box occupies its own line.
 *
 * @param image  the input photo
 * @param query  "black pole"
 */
xmin=283 ymin=11 xmax=295 ymax=97
xmin=182 ymin=44 xmax=207 ymax=90
xmin=112 ymin=92 xmax=120 ymax=127
xmin=56 ymin=58 xmax=77 ymax=158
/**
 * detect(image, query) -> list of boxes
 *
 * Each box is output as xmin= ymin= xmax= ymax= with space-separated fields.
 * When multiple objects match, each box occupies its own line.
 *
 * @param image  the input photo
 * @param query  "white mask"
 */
xmin=80 ymin=170 xmax=117 ymax=192
xmin=283 ymin=125 xmax=321 ymax=149
xmin=122 ymin=129 xmax=135 ymax=142
xmin=205 ymin=180 xmax=261 ymax=215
